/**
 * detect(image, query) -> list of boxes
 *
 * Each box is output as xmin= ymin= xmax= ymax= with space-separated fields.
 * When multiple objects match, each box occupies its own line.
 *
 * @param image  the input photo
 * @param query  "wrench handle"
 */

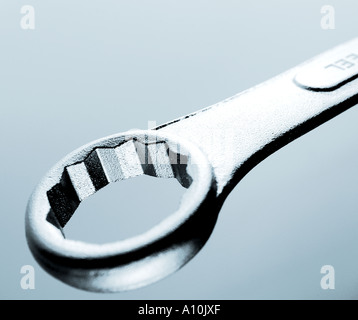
xmin=159 ymin=38 xmax=358 ymax=196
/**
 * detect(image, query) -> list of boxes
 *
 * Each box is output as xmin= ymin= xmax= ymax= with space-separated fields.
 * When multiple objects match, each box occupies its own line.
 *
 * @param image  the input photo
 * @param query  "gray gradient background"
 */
xmin=1 ymin=0 xmax=358 ymax=299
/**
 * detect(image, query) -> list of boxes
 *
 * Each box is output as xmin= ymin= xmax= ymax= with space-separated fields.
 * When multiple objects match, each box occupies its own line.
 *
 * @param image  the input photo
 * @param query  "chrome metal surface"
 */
xmin=26 ymin=38 xmax=358 ymax=292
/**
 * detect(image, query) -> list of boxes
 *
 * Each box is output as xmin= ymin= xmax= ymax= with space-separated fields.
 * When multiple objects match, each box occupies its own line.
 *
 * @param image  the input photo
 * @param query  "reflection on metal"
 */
xmin=26 ymin=38 xmax=358 ymax=292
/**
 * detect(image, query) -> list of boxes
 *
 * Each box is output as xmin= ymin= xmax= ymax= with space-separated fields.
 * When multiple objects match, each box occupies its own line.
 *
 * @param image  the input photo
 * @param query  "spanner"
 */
xmin=26 ymin=38 xmax=358 ymax=292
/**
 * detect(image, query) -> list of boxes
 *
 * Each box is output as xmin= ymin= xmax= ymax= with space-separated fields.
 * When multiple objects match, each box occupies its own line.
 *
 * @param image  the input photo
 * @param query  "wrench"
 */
xmin=26 ymin=38 xmax=358 ymax=292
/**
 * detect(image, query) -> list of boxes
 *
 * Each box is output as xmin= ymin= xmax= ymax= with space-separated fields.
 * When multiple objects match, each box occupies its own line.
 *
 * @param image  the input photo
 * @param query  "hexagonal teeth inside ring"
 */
xmin=46 ymin=137 xmax=193 ymax=228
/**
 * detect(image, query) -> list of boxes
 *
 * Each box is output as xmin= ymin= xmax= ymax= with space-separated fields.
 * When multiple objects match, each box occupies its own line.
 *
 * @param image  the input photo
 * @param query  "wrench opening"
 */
xmin=26 ymin=130 xmax=218 ymax=292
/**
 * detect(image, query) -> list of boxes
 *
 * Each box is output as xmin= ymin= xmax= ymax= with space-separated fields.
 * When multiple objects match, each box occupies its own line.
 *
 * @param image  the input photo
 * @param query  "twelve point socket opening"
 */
xmin=46 ymin=137 xmax=194 ymax=230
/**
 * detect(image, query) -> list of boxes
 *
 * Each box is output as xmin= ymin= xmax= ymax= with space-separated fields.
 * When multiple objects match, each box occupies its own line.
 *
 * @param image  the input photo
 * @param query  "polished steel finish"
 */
xmin=26 ymin=38 xmax=358 ymax=292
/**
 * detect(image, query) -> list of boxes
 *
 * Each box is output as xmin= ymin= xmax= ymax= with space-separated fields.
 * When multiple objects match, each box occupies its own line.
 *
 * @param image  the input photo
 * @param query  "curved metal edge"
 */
xmin=25 ymin=130 xmax=220 ymax=292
